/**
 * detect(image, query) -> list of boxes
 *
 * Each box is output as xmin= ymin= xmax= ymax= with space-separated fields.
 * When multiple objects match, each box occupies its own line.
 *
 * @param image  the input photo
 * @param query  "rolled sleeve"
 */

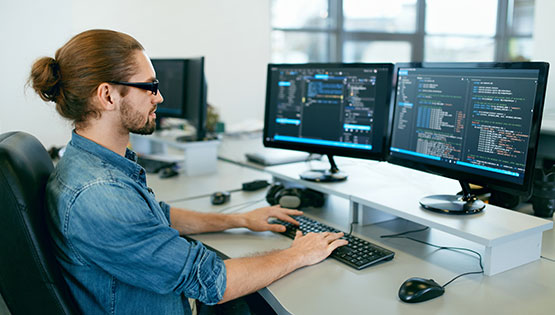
xmin=66 ymin=182 xmax=227 ymax=303
xmin=182 ymin=246 xmax=227 ymax=305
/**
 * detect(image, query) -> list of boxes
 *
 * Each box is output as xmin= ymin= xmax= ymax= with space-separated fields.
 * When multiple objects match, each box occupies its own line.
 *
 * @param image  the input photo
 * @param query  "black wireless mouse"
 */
xmin=398 ymin=277 xmax=445 ymax=303
xmin=210 ymin=191 xmax=230 ymax=205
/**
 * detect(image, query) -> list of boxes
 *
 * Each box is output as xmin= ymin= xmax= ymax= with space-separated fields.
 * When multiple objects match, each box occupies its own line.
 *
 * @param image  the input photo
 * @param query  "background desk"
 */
xmin=149 ymin=159 xmax=555 ymax=315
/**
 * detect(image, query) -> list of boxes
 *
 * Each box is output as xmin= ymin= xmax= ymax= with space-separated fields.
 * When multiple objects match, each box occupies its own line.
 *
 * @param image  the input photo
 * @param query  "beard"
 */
xmin=120 ymin=99 xmax=157 ymax=135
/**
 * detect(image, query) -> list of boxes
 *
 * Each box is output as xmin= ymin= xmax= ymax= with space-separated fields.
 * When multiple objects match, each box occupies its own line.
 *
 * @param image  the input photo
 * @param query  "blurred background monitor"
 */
xmin=388 ymin=62 xmax=549 ymax=214
xmin=263 ymin=63 xmax=394 ymax=182
xmin=151 ymin=57 xmax=208 ymax=141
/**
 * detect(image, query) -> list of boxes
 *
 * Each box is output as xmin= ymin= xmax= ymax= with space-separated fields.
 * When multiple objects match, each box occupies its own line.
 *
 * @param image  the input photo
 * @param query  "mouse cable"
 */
xmin=346 ymin=222 xmax=355 ymax=237
xmin=165 ymin=188 xmax=242 ymax=204
xmin=218 ymin=198 xmax=267 ymax=214
xmin=346 ymin=223 xmax=429 ymax=238
xmin=165 ymin=180 xmax=269 ymax=204
xmin=380 ymin=227 xmax=484 ymax=288
xmin=541 ymin=255 xmax=555 ymax=262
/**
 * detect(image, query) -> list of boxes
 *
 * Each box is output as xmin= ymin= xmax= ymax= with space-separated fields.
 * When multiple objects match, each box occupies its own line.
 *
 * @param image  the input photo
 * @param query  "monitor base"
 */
xmin=300 ymin=154 xmax=347 ymax=182
xmin=420 ymin=194 xmax=485 ymax=215
xmin=300 ymin=169 xmax=348 ymax=182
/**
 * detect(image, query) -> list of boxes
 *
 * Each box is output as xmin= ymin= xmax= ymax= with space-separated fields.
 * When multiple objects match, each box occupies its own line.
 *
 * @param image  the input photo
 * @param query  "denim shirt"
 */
xmin=46 ymin=131 xmax=226 ymax=314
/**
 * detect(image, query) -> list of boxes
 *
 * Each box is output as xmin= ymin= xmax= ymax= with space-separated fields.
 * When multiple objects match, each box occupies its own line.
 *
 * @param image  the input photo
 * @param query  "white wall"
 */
xmin=0 ymin=0 xmax=271 ymax=148
xmin=533 ymin=0 xmax=555 ymax=115
xmin=0 ymin=0 xmax=74 ymax=148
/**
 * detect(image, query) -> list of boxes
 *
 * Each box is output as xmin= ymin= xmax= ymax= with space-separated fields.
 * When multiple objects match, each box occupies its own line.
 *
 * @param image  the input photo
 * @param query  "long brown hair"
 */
xmin=29 ymin=29 xmax=144 ymax=128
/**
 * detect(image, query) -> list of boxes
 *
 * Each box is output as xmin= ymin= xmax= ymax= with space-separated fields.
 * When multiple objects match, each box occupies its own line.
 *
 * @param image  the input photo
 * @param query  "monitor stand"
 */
xmin=419 ymin=181 xmax=485 ymax=215
xmin=300 ymin=154 xmax=347 ymax=182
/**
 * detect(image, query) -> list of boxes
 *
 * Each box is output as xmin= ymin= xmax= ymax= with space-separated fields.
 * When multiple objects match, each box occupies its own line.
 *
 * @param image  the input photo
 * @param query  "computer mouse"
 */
xmin=210 ymin=191 xmax=230 ymax=205
xmin=159 ymin=167 xmax=178 ymax=179
xmin=398 ymin=277 xmax=445 ymax=303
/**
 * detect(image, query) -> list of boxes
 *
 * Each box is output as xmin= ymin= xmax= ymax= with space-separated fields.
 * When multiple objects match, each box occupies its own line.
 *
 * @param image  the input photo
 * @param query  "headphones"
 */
xmin=266 ymin=183 xmax=325 ymax=209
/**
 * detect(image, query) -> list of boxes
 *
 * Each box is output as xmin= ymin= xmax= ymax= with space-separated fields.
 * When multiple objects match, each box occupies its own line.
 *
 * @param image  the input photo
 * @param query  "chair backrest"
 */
xmin=0 ymin=131 xmax=79 ymax=314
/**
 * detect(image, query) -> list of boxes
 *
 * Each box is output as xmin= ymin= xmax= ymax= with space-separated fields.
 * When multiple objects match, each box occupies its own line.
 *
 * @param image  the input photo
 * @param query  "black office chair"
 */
xmin=0 ymin=131 xmax=79 ymax=314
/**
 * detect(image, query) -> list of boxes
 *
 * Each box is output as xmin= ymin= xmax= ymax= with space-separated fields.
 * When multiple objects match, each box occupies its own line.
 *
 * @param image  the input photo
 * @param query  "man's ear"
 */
xmin=95 ymin=83 xmax=120 ymax=111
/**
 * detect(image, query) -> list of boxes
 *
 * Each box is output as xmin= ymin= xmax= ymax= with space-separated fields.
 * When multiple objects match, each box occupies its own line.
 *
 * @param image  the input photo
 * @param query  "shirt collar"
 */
xmin=69 ymin=130 xmax=144 ymax=179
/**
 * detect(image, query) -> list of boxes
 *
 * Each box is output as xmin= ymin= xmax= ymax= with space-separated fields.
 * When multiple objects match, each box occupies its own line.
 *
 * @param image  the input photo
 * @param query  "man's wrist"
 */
xmin=282 ymin=247 xmax=306 ymax=270
xmin=228 ymin=213 xmax=248 ymax=229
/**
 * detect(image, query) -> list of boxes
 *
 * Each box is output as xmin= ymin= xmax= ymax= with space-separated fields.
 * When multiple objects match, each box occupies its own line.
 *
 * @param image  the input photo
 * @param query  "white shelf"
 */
xmin=266 ymin=160 xmax=553 ymax=275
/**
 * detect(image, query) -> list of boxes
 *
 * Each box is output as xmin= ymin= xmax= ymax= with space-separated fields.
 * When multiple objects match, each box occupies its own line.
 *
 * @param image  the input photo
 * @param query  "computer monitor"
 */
xmin=151 ymin=57 xmax=208 ymax=140
xmin=388 ymin=62 xmax=549 ymax=214
xmin=263 ymin=63 xmax=394 ymax=182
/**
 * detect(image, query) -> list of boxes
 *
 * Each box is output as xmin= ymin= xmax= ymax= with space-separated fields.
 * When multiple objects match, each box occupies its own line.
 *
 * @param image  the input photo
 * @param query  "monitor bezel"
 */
xmin=151 ymin=58 xmax=188 ymax=118
xmin=387 ymin=62 xmax=549 ymax=196
xmin=151 ymin=57 xmax=207 ymax=140
xmin=184 ymin=57 xmax=208 ymax=140
xmin=263 ymin=62 xmax=395 ymax=161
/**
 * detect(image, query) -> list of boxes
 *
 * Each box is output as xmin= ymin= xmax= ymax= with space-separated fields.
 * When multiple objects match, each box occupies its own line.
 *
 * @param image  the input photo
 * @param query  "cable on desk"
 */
xmin=219 ymin=198 xmax=267 ymax=214
xmin=381 ymin=226 xmax=430 ymax=237
xmin=165 ymin=180 xmax=269 ymax=204
xmin=541 ymin=255 xmax=555 ymax=262
xmin=381 ymin=227 xmax=484 ymax=288
xmin=346 ymin=222 xmax=355 ymax=237
xmin=165 ymin=188 xmax=242 ymax=204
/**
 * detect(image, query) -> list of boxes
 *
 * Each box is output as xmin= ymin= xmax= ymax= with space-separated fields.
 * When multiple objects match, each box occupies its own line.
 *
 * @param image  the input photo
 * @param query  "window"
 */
xmin=425 ymin=0 xmax=497 ymax=61
xmin=272 ymin=31 xmax=331 ymax=63
xmin=271 ymin=0 xmax=535 ymax=63
xmin=343 ymin=0 xmax=417 ymax=33
xmin=343 ymin=41 xmax=412 ymax=63
xmin=271 ymin=0 xmax=331 ymax=29
xmin=506 ymin=0 xmax=535 ymax=61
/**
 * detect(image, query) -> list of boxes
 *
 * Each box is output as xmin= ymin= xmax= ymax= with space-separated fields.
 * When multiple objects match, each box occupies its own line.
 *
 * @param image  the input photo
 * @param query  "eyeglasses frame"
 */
xmin=108 ymin=79 xmax=159 ymax=95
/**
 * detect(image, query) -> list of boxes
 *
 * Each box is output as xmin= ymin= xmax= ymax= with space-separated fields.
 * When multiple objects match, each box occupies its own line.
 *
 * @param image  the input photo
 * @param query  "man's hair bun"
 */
xmin=29 ymin=57 xmax=61 ymax=102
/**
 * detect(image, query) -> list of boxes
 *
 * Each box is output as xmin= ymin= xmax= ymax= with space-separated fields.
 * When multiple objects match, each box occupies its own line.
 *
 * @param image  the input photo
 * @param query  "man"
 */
xmin=29 ymin=29 xmax=347 ymax=314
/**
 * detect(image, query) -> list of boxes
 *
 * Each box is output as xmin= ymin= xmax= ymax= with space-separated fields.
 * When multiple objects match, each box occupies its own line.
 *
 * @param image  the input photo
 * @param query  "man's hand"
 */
xmin=289 ymin=230 xmax=348 ymax=267
xmin=220 ymin=213 xmax=349 ymax=303
xmin=240 ymin=205 xmax=302 ymax=232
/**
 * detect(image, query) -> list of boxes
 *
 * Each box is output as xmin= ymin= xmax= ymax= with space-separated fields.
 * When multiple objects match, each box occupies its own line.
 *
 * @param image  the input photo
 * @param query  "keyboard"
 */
xmin=273 ymin=215 xmax=394 ymax=270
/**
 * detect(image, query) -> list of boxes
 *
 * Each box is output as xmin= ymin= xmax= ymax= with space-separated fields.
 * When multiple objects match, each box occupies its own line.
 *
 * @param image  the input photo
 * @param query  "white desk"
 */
xmin=265 ymin=159 xmax=553 ymax=276
xmin=149 ymin=159 xmax=555 ymax=315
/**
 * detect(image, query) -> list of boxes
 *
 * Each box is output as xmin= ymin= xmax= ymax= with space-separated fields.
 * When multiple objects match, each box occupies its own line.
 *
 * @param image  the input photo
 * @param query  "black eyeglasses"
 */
xmin=108 ymin=79 xmax=159 ymax=95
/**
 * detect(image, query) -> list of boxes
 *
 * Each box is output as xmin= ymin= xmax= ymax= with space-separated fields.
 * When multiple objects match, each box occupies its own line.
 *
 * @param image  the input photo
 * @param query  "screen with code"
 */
xmin=264 ymin=63 xmax=393 ymax=160
xmin=390 ymin=66 xmax=541 ymax=185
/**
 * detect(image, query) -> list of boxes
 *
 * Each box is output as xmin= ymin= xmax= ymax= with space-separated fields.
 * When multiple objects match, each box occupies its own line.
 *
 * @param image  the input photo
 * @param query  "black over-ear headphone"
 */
xmin=266 ymin=183 xmax=325 ymax=209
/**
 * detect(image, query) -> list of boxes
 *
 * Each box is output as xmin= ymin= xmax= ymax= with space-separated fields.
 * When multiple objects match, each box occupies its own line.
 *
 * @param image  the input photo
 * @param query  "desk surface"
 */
xmin=149 ymin=159 xmax=555 ymax=315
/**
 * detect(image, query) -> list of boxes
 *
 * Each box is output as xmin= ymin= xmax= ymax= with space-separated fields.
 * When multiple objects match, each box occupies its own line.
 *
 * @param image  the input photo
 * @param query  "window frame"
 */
xmin=270 ymin=0 xmax=534 ymax=62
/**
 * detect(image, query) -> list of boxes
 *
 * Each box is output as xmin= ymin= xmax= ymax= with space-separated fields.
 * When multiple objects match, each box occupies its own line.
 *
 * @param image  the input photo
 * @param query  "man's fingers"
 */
xmin=328 ymin=239 xmax=349 ymax=251
xmin=268 ymin=223 xmax=286 ymax=232
xmin=294 ymin=230 xmax=303 ymax=239
xmin=271 ymin=208 xmax=303 ymax=225
xmin=323 ymin=232 xmax=344 ymax=241
xmin=282 ymin=209 xmax=303 ymax=216
xmin=273 ymin=212 xmax=300 ymax=226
